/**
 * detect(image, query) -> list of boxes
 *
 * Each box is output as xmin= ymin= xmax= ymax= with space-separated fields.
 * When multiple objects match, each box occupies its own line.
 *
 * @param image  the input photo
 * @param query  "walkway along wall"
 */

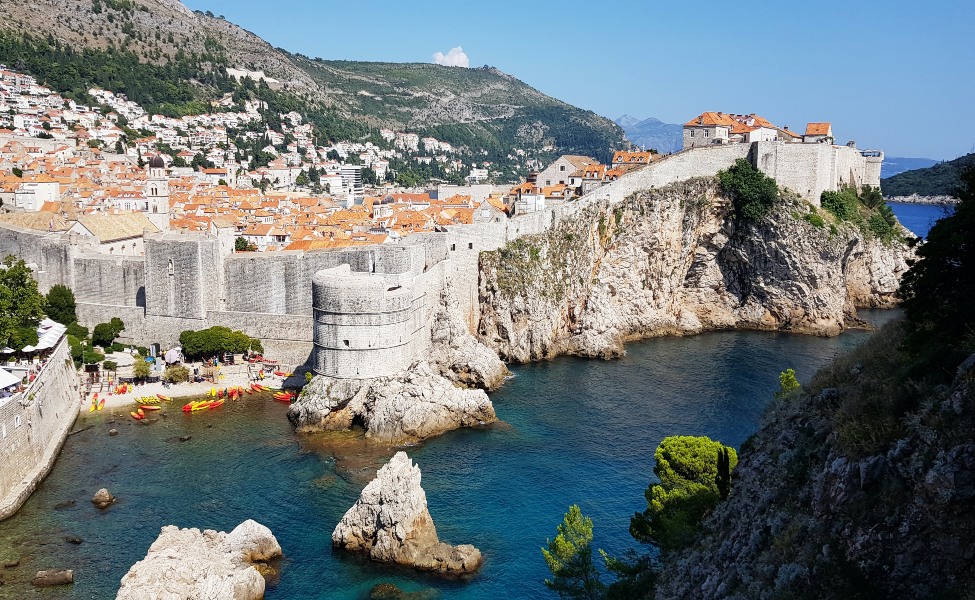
xmin=0 ymin=337 xmax=80 ymax=519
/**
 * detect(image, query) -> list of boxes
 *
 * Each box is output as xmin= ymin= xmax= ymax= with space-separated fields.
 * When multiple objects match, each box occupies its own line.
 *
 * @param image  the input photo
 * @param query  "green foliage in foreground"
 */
xmin=542 ymin=505 xmax=605 ymax=600
xmin=776 ymin=368 xmax=801 ymax=398
xmin=163 ymin=364 xmax=190 ymax=383
xmin=899 ymin=165 xmax=975 ymax=379
xmin=718 ymin=159 xmax=780 ymax=221
xmin=630 ymin=436 xmax=738 ymax=552
xmin=179 ymin=326 xmax=262 ymax=359
xmin=820 ymin=185 xmax=899 ymax=242
xmin=0 ymin=255 xmax=45 ymax=348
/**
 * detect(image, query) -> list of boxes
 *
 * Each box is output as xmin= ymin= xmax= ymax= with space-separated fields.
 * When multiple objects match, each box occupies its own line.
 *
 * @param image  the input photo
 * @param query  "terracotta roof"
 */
xmin=75 ymin=212 xmax=159 ymax=242
xmin=805 ymin=122 xmax=831 ymax=136
xmin=0 ymin=211 xmax=70 ymax=232
xmin=684 ymin=112 xmax=739 ymax=127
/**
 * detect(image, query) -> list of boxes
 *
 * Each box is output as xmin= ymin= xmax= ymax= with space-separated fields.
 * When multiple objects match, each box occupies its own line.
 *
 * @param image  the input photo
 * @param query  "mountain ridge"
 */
xmin=0 ymin=0 xmax=626 ymax=168
xmin=614 ymin=115 xmax=683 ymax=154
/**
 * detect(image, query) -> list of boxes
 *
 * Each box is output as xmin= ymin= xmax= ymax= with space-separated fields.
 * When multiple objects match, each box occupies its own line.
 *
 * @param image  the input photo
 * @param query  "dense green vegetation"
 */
xmin=717 ymin=159 xmax=781 ymax=221
xmin=881 ymin=153 xmax=975 ymax=197
xmin=543 ymin=435 xmax=737 ymax=598
xmin=91 ymin=317 xmax=125 ymax=348
xmin=44 ymin=284 xmax=77 ymax=326
xmin=0 ymin=31 xmax=232 ymax=117
xmin=899 ymin=165 xmax=975 ymax=380
xmin=0 ymin=255 xmax=44 ymax=349
xmin=820 ymin=185 xmax=900 ymax=242
xmin=179 ymin=326 xmax=263 ymax=360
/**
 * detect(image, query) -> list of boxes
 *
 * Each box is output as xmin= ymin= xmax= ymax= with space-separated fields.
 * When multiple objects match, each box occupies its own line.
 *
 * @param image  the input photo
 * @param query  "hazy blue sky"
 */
xmin=185 ymin=0 xmax=973 ymax=159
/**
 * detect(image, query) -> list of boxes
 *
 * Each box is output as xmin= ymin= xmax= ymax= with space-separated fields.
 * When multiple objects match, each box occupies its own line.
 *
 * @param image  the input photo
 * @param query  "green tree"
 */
xmin=899 ymin=165 xmax=975 ymax=379
xmin=179 ymin=326 xmax=259 ymax=359
xmin=45 ymin=284 xmax=77 ymax=325
xmin=163 ymin=364 xmax=190 ymax=383
xmin=234 ymin=236 xmax=256 ymax=252
xmin=542 ymin=505 xmax=605 ymax=600
xmin=91 ymin=317 xmax=125 ymax=347
xmin=0 ymin=255 xmax=45 ymax=348
xmin=775 ymin=368 xmax=801 ymax=398
xmin=630 ymin=436 xmax=737 ymax=551
xmin=717 ymin=158 xmax=780 ymax=221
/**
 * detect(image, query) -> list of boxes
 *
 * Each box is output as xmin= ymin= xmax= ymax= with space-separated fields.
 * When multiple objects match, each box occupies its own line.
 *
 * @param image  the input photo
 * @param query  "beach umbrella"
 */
xmin=0 ymin=347 xmax=14 ymax=354
xmin=21 ymin=345 xmax=36 ymax=353
xmin=164 ymin=348 xmax=181 ymax=364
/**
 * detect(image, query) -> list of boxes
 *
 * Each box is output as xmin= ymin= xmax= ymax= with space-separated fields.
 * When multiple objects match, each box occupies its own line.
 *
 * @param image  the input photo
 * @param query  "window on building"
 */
xmin=468 ymin=243 xmax=473 ymax=250
xmin=168 ymin=258 xmax=174 ymax=276
xmin=559 ymin=165 xmax=566 ymax=171
xmin=690 ymin=130 xmax=695 ymax=137
xmin=704 ymin=130 xmax=710 ymax=137
xmin=343 ymin=340 xmax=350 ymax=347
xmin=14 ymin=416 xmax=21 ymax=428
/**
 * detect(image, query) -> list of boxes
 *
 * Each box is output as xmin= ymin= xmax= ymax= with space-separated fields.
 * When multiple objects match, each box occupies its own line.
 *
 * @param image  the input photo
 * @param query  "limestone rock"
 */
xmin=289 ymin=363 xmax=496 ymax=444
xmin=91 ymin=488 xmax=115 ymax=509
xmin=477 ymin=180 xmax=913 ymax=362
xmin=333 ymin=452 xmax=483 ymax=574
xmin=116 ymin=519 xmax=281 ymax=600
xmin=32 ymin=569 xmax=73 ymax=587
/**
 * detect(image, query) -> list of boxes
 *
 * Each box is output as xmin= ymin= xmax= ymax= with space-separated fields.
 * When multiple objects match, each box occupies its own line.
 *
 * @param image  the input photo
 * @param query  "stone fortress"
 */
xmin=0 ymin=140 xmax=883 ymax=377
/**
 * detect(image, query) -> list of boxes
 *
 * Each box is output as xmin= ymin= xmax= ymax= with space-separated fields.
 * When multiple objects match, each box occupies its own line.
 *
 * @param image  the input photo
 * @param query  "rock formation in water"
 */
xmin=288 ymin=287 xmax=505 ymax=443
xmin=656 ymin=324 xmax=975 ymax=599
xmin=478 ymin=179 xmax=913 ymax=362
xmin=116 ymin=519 xmax=281 ymax=600
xmin=332 ymin=451 xmax=483 ymax=575
xmin=91 ymin=488 xmax=114 ymax=509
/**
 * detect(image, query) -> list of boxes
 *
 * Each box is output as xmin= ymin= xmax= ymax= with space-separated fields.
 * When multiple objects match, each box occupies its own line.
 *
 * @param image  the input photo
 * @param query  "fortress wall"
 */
xmin=0 ymin=225 xmax=81 ymax=292
xmin=144 ymin=234 xmax=212 ymax=319
xmin=72 ymin=254 xmax=145 ymax=307
xmin=0 ymin=338 xmax=79 ymax=519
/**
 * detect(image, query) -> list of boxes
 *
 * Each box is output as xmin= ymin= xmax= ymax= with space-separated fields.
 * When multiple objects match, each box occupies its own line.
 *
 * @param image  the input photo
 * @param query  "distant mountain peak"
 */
xmin=615 ymin=114 xmax=642 ymax=128
xmin=616 ymin=115 xmax=683 ymax=154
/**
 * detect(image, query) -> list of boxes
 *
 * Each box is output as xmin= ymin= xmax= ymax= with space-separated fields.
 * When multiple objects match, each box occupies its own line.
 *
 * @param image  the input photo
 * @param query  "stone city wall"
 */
xmin=0 ymin=337 xmax=79 ymax=520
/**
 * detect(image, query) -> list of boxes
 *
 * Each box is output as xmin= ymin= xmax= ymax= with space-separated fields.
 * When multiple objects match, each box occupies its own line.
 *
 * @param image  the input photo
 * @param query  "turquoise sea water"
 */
xmin=888 ymin=202 xmax=952 ymax=238
xmin=0 ymin=312 xmax=896 ymax=599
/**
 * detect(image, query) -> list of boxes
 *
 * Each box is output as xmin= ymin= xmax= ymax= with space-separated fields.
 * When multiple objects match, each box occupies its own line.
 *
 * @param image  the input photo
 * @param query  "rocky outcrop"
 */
xmin=91 ymin=488 xmax=114 ymax=509
xmin=478 ymin=179 xmax=913 ymax=362
xmin=657 ymin=324 xmax=975 ymax=599
xmin=32 ymin=569 xmax=73 ymax=587
xmin=116 ymin=519 xmax=281 ymax=600
xmin=288 ymin=289 xmax=504 ymax=443
xmin=333 ymin=452 xmax=483 ymax=574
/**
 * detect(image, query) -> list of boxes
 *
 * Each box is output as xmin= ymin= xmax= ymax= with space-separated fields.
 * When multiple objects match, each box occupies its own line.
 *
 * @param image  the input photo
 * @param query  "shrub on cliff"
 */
xmin=900 ymin=164 xmax=975 ymax=379
xmin=718 ymin=158 xmax=779 ymax=221
xmin=630 ymin=436 xmax=738 ymax=551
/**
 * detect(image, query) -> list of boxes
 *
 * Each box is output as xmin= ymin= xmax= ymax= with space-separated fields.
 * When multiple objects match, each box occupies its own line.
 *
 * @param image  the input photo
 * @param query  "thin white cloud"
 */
xmin=433 ymin=46 xmax=470 ymax=68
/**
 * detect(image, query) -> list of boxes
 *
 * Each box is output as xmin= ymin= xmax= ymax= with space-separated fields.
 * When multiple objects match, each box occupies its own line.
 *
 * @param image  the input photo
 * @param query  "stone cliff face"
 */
xmin=478 ymin=179 xmax=912 ymax=362
xmin=288 ymin=286 xmax=507 ymax=443
xmin=656 ymin=325 xmax=975 ymax=599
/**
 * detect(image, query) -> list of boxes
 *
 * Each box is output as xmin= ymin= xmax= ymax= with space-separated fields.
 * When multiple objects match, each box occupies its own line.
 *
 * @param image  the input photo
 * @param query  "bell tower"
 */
xmin=145 ymin=154 xmax=170 ymax=231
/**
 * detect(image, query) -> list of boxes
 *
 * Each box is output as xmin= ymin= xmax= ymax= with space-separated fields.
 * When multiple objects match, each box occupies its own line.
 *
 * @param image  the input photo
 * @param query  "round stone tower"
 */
xmin=311 ymin=265 xmax=429 ymax=379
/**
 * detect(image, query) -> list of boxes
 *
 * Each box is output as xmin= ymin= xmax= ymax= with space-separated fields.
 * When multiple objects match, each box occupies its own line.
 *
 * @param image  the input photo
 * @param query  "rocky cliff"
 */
xmin=478 ymin=179 xmax=912 ymax=362
xmin=656 ymin=323 xmax=975 ymax=599
xmin=333 ymin=451 xmax=483 ymax=574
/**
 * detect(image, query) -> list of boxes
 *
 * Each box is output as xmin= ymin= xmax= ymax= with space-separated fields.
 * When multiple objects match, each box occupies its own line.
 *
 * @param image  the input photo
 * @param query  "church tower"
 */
xmin=145 ymin=155 xmax=170 ymax=231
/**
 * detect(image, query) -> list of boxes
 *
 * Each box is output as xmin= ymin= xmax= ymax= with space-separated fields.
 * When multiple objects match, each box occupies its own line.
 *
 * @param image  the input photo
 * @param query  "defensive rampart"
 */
xmin=0 ymin=337 xmax=79 ymax=520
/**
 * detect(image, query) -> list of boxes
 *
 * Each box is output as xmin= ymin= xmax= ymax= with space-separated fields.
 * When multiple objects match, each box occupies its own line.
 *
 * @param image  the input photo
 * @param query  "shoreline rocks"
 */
xmin=32 ymin=569 xmax=73 ymax=587
xmin=333 ymin=452 xmax=483 ymax=575
xmin=116 ymin=519 xmax=281 ymax=600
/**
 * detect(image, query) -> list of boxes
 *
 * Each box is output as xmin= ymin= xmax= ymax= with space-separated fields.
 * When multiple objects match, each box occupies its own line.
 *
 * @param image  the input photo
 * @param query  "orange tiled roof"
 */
xmin=805 ymin=122 xmax=831 ymax=136
xmin=684 ymin=112 xmax=739 ymax=127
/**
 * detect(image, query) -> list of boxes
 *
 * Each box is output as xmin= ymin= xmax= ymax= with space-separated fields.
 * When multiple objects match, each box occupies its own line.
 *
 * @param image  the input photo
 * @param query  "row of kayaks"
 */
xmin=272 ymin=391 xmax=295 ymax=403
xmin=181 ymin=399 xmax=226 ymax=412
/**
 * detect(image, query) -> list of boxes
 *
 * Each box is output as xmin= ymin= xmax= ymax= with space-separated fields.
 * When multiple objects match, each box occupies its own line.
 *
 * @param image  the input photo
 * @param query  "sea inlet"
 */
xmin=0 ymin=310 xmax=897 ymax=599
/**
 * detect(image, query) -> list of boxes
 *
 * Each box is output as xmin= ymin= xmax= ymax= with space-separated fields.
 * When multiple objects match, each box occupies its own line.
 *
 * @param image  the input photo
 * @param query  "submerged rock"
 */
xmin=333 ymin=452 xmax=482 ymax=575
xmin=116 ymin=519 xmax=281 ymax=600
xmin=32 ymin=569 xmax=73 ymax=587
xmin=369 ymin=582 xmax=439 ymax=600
xmin=91 ymin=488 xmax=114 ymax=509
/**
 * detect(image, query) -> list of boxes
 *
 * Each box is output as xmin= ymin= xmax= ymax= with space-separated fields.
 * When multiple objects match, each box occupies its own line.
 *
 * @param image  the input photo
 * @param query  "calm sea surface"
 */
xmin=888 ymin=202 xmax=952 ymax=238
xmin=0 ymin=311 xmax=897 ymax=599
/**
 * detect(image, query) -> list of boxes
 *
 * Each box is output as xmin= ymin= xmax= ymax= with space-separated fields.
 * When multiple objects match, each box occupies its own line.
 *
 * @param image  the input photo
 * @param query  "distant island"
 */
xmin=882 ymin=152 xmax=975 ymax=200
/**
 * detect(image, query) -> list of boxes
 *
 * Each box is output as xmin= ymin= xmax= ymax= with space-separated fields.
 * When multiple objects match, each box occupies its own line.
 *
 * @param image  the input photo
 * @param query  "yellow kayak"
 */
xmin=88 ymin=403 xmax=96 ymax=413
